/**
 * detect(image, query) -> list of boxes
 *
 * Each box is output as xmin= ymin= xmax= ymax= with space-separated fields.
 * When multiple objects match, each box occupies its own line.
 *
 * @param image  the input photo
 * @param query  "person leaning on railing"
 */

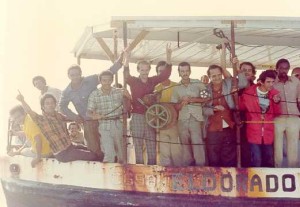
xmin=16 ymin=92 xmax=101 ymax=164
xmin=240 ymin=70 xmax=281 ymax=167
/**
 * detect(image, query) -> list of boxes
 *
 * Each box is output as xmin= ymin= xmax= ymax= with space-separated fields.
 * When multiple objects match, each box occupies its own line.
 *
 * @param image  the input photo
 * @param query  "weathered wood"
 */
xmin=95 ymin=37 xmax=115 ymax=63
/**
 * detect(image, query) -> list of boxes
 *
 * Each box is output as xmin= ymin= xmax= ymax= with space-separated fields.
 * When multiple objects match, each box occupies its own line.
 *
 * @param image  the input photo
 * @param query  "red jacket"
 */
xmin=239 ymin=84 xmax=281 ymax=144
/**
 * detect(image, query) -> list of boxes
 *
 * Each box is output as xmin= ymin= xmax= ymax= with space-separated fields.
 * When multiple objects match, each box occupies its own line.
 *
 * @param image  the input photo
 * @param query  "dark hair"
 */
xmin=32 ymin=76 xmax=46 ymax=86
xmin=68 ymin=64 xmax=82 ymax=75
xmin=240 ymin=62 xmax=256 ymax=75
xmin=40 ymin=94 xmax=57 ymax=109
xmin=275 ymin=58 xmax=290 ymax=70
xmin=207 ymin=64 xmax=223 ymax=76
xmin=258 ymin=70 xmax=277 ymax=83
xmin=156 ymin=61 xmax=167 ymax=74
xmin=98 ymin=70 xmax=114 ymax=82
xmin=68 ymin=122 xmax=81 ymax=131
xmin=9 ymin=105 xmax=25 ymax=117
xmin=178 ymin=62 xmax=191 ymax=73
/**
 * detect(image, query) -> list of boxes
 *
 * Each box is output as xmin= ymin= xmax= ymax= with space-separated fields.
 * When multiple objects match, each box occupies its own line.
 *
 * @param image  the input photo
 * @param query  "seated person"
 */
xmin=9 ymin=105 xmax=53 ymax=167
xmin=16 ymin=92 xmax=102 ymax=164
xmin=68 ymin=122 xmax=85 ymax=145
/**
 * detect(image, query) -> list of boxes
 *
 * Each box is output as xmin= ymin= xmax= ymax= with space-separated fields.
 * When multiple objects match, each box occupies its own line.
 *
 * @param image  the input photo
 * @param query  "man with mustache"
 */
xmin=274 ymin=59 xmax=300 ymax=167
xmin=171 ymin=62 xmax=209 ymax=166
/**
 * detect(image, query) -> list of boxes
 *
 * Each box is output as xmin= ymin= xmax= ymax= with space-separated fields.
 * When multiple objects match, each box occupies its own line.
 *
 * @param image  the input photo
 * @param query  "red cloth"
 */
xmin=239 ymin=84 xmax=281 ymax=144
xmin=125 ymin=65 xmax=171 ymax=114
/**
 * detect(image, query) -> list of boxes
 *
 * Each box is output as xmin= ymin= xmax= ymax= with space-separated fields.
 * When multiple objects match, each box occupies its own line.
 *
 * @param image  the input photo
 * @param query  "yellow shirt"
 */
xmin=155 ymin=81 xmax=177 ymax=103
xmin=23 ymin=115 xmax=52 ymax=156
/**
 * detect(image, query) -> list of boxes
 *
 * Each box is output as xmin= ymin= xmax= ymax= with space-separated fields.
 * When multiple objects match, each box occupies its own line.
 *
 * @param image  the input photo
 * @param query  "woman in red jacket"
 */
xmin=240 ymin=70 xmax=281 ymax=167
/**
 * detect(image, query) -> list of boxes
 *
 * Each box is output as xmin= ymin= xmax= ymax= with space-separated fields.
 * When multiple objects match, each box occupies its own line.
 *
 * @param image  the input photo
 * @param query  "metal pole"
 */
xmin=113 ymin=30 xmax=119 ymax=86
xmin=122 ymin=21 xmax=128 ymax=164
xmin=231 ymin=20 xmax=241 ymax=167
xmin=77 ymin=57 xmax=81 ymax=66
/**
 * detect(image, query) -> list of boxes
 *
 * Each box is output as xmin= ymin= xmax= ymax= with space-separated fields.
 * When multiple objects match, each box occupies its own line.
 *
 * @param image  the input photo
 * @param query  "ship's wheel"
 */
xmin=145 ymin=104 xmax=171 ymax=129
xmin=199 ymin=89 xmax=210 ymax=99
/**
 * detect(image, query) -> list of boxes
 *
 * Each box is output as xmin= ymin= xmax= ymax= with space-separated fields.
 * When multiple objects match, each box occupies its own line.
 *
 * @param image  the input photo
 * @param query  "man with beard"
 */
xmin=274 ymin=59 xmax=300 ymax=167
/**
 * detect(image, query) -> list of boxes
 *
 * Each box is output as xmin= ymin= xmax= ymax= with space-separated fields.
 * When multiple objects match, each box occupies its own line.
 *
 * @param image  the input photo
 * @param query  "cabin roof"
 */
xmin=72 ymin=16 xmax=300 ymax=69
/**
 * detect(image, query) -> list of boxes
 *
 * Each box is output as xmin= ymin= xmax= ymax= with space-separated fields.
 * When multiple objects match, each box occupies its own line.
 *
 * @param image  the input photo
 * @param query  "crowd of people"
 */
xmin=8 ymin=45 xmax=300 ymax=168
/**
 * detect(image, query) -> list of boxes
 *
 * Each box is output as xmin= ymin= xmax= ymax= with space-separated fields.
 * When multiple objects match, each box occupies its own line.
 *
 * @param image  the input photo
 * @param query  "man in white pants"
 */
xmin=274 ymin=58 xmax=300 ymax=167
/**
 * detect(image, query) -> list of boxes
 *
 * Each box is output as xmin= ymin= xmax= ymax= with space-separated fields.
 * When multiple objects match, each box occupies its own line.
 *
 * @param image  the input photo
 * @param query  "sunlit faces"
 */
xmin=33 ymin=79 xmax=46 ymax=91
xmin=42 ymin=97 xmax=57 ymax=113
xmin=178 ymin=65 xmax=191 ymax=81
xmin=240 ymin=64 xmax=255 ymax=81
xmin=100 ymin=75 xmax=113 ymax=89
xmin=137 ymin=63 xmax=151 ymax=77
xmin=208 ymin=68 xmax=223 ymax=85
xmin=68 ymin=68 xmax=82 ymax=83
xmin=259 ymin=77 xmax=275 ymax=92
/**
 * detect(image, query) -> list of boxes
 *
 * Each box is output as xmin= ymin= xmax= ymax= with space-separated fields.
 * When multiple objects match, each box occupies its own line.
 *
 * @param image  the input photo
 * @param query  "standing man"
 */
xmin=59 ymin=57 xmax=123 ymax=157
xmin=171 ymin=62 xmax=208 ymax=166
xmin=155 ymin=60 xmax=182 ymax=167
xmin=240 ymin=70 xmax=281 ymax=167
xmin=204 ymin=64 xmax=247 ymax=167
xmin=32 ymin=76 xmax=62 ymax=110
xmin=273 ymin=59 xmax=300 ymax=167
xmin=236 ymin=60 xmax=257 ymax=167
xmin=124 ymin=48 xmax=171 ymax=165
xmin=87 ymin=70 xmax=131 ymax=163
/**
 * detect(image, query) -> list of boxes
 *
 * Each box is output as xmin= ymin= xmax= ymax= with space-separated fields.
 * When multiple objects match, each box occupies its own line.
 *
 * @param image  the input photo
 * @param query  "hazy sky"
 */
xmin=1 ymin=0 xmax=300 ymax=146
xmin=1 ymin=0 xmax=300 ymax=205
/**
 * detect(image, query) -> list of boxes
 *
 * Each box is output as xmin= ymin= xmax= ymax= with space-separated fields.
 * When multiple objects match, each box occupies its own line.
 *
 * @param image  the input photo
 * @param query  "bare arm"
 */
xmin=16 ymin=91 xmax=35 ymax=117
xmin=31 ymin=135 xmax=42 ymax=168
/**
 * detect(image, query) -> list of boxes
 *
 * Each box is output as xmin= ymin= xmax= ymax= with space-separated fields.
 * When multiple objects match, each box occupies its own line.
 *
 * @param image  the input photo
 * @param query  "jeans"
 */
xmin=250 ymin=143 xmax=274 ymax=167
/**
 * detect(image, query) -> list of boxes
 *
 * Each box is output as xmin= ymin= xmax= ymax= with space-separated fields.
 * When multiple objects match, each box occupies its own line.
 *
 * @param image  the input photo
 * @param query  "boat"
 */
xmin=1 ymin=16 xmax=300 ymax=207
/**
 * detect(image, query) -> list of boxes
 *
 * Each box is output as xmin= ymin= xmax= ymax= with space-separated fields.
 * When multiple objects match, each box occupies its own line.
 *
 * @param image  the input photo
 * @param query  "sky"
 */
xmin=1 ymin=0 xmax=300 ymax=168
xmin=0 ymin=0 xmax=300 ymax=205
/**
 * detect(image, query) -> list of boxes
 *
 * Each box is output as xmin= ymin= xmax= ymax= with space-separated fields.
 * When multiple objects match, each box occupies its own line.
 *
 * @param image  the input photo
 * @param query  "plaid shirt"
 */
xmin=87 ymin=87 xmax=123 ymax=130
xmin=30 ymin=111 xmax=71 ymax=154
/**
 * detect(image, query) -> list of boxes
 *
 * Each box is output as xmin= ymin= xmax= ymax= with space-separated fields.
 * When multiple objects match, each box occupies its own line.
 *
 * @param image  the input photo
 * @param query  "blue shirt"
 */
xmin=59 ymin=62 xmax=122 ymax=120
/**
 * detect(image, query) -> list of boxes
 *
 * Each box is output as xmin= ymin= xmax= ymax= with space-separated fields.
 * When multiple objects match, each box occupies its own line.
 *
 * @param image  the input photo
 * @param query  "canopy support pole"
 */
xmin=113 ymin=30 xmax=119 ymax=86
xmin=122 ymin=21 xmax=128 ymax=164
xmin=230 ymin=20 xmax=241 ymax=167
xmin=95 ymin=37 xmax=115 ymax=63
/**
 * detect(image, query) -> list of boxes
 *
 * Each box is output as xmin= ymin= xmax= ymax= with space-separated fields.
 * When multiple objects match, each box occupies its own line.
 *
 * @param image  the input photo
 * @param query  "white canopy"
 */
xmin=72 ymin=16 xmax=300 ymax=69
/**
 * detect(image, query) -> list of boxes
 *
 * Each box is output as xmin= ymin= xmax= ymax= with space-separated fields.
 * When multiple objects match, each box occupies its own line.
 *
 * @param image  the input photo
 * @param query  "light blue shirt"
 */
xmin=59 ymin=62 xmax=122 ymax=120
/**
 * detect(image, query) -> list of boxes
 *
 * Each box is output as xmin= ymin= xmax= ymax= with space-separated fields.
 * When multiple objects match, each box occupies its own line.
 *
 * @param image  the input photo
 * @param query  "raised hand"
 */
xmin=16 ymin=90 xmax=24 ymax=102
xmin=123 ymin=45 xmax=131 ymax=67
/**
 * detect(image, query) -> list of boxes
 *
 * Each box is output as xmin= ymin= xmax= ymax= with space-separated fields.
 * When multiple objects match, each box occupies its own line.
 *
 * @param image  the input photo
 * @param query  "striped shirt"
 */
xmin=87 ymin=87 xmax=123 ymax=130
xmin=30 ymin=111 xmax=71 ymax=154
